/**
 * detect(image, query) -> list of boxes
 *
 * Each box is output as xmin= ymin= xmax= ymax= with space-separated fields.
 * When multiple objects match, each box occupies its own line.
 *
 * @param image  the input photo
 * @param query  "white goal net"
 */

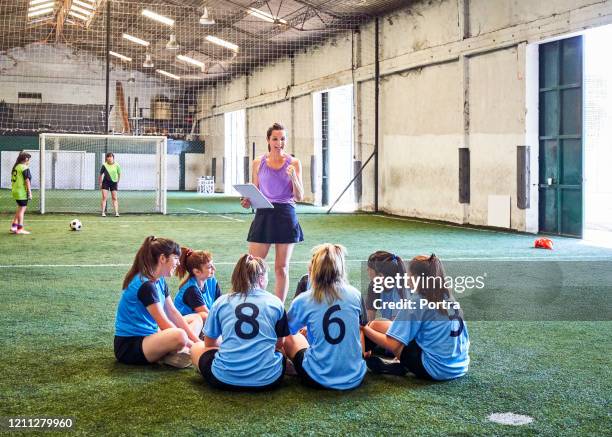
xmin=38 ymin=133 xmax=167 ymax=214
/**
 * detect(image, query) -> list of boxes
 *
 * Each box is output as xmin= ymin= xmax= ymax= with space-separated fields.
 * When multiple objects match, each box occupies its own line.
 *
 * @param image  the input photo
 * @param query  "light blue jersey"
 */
xmin=203 ymin=288 xmax=288 ymax=387
xmin=115 ymin=275 xmax=169 ymax=337
xmin=287 ymin=284 xmax=367 ymax=390
xmin=387 ymin=293 xmax=470 ymax=380
xmin=174 ymin=276 xmax=221 ymax=316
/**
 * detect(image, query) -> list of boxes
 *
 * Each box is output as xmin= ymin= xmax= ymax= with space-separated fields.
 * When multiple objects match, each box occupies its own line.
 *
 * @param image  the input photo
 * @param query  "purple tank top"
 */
xmin=258 ymin=154 xmax=294 ymax=204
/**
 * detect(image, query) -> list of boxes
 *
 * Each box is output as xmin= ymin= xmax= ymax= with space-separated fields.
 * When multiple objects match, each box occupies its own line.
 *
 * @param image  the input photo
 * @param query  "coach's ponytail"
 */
xmin=176 ymin=247 xmax=213 ymax=287
xmin=122 ymin=236 xmax=181 ymax=289
xmin=310 ymin=243 xmax=347 ymax=304
xmin=231 ymin=254 xmax=267 ymax=297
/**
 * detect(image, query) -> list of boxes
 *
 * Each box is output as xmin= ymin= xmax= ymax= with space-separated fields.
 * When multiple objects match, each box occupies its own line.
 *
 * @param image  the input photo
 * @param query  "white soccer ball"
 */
xmin=70 ymin=219 xmax=82 ymax=231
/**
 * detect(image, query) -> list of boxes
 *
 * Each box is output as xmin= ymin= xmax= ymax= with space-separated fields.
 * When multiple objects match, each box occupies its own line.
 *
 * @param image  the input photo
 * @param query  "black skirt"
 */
xmin=247 ymin=202 xmax=304 ymax=244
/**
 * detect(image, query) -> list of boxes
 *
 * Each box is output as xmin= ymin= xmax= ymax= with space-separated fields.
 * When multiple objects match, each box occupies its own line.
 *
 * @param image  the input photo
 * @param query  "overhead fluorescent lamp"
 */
xmin=70 ymin=5 xmax=93 ymax=16
xmin=123 ymin=33 xmax=150 ymax=47
xmin=109 ymin=51 xmax=132 ymax=62
xmin=177 ymin=54 xmax=205 ymax=69
xmin=166 ymin=34 xmax=180 ymax=50
xmin=28 ymin=7 xmax=54 ymax=17
xmin=68 ymin=10 xmax=89 ymax=21
xmin=72 ymin=0 xmax=95 ymax=10
xmin=205 ymin=35 xmax=238 ymax=52
xmin=142 ymin=9 xmax=174 ymax=26
xmin=247 ymin=8 xmax=287 ymax=24
xmin=156 ymin=69 xmax=180 ymax=80
xmin=28 ymin=2 xmax=56 ymax=12
xmin=29 ymin=0 xmax=55 ymax=6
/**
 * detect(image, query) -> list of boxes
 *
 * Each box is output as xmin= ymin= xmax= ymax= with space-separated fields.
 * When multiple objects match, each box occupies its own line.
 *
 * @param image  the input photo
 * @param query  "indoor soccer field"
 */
xmin=2 ymin=0 xmax=612 ymax=435
xmin=1 ymin=205 xmax=611 ymax=435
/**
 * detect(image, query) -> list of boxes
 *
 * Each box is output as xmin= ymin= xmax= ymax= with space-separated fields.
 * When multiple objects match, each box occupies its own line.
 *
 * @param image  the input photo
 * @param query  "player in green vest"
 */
xmin=10 ymin=152 xmax=33 ymax=235
xmin=99 ymin=152 xmax=121 ymax=217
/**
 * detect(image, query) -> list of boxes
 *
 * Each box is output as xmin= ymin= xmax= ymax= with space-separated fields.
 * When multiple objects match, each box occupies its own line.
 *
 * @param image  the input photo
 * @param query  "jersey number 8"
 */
xmin=235 ymin=303 xmax=260 ymax=339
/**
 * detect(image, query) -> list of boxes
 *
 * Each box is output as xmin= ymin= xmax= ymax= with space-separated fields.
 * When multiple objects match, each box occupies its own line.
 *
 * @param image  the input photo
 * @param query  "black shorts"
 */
xmin=291 ymin=349 xmax=326 ymax=389
xmin=114 ymin=335 xmax=149 ymax=365
xmin=399 ymin=340 xmax=434 ymax=380
xmin=102 ymin=181 xmax=118 ymax=191
xmin=198 ymin=349 xmax=286 ymax=391
xmin=247 ymin=203 xmax=304 ymax=244
xmin=15 ymin=199 xmax=28 ymax=207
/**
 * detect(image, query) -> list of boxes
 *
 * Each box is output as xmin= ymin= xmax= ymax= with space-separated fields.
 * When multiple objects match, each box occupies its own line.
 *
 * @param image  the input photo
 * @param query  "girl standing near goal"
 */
xmin=114 ymin=236 xmax=203 ymax=368
xmin=10 ymin=152 xmax=33 ymax=235
xmin=99 ymin=152 xmax=121 ymax=217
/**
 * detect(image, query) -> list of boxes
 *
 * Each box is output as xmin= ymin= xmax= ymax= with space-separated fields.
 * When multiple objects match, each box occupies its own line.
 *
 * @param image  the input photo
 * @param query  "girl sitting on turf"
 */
xmin=365 ymin=251 xmax=409 ymax=321
xmin=284 ymin=243 xmax=368 ymax=390
xmin=362 ymin=254 xmax=470 ymax=381
xmin=114 ymin=236 xmax=203 ymax=368
xmin=191 ymin=254 xmax=289 ymax=391
xmin=174 ymin=248 xmax=221 ymax=322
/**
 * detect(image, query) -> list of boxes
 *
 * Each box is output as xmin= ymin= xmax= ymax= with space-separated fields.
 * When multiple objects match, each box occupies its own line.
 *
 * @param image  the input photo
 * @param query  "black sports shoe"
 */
xmin=366 ymin=356 xmax=407 ymax=376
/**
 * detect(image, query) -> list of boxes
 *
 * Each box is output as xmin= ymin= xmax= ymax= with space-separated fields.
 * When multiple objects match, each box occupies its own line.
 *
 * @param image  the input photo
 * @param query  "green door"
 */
xmin=539 ymin=36 xmax=583 ymax=237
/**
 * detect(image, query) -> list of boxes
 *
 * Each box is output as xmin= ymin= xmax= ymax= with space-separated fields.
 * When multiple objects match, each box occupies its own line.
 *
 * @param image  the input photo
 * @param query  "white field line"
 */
xmin=186 ymin=207 xmax=209 ymax=213
xmin=18 ymin=219 xmax=240 ymax=224
xmin=1 ymin=255 xmax=610 ymax=269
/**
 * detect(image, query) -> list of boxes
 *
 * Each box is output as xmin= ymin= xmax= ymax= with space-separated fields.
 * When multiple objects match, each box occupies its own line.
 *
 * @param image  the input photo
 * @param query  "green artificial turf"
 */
xmin=0 ymin=212 xmax=611 ymax=436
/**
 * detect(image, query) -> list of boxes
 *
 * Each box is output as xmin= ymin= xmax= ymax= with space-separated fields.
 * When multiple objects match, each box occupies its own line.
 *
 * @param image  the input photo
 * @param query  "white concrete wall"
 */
xmin=185 ymin=153 xmax=207 ymax=191
xmin=0 ymin=43 xmax=173 ymax=133
xmin=196 ymin=0 xmax=612 ymax=231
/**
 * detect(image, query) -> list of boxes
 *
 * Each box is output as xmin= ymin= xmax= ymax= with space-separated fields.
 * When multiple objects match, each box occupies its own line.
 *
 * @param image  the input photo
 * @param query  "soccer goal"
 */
xmin=38 ymin=133 xmax=167 ymax=214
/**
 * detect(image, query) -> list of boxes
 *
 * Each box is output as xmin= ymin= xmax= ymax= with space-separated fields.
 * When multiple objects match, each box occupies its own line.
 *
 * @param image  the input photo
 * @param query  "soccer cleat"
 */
xmin=15 ymin=228 xmax=31 ymax=235
xmin=161 ymin=348 xmax=192 ymax=368
xmin=101 ymin=212 xmax=106 ymax=217
xmin=115 ymin=213 xmax=120 ymax=217
xmin=10 ymin=224 xmax=17 ymax=233
xmin=365 ymin=356 xmax=407 ymax=376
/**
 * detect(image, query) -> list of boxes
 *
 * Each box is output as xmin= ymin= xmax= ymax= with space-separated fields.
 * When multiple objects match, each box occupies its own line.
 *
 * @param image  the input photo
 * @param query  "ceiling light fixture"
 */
xmin=177 ymin=54 xmax=205 ymax=71
xmin=205 ymin=35 xmax=238 ymax=52
xmin=199 ymin=7 xmax=215 ymax=25
xmin=27 ymin=7 xmax=54 ymax=17
xmin=142 ymin=9 xmax=174 ymax=26
xmin=143 ymin=53 xmax=154 ymax=68
xmin=123 ymin=33 xmax=150 ymax=47
xmin=29 ymin=0 xmax=55 ymax=6
xmin=109 ymin=51 xmax=132 ymax=62
xmin=247 ymin=7 xmax=287 ymax=25
xmin=28 ymin=2 xmax=56 ymax=12
xmin=72 ymin=0 xmax=95 ymax=10
xmin=166 ymin=34 xmax=180 ymax=50
xmin=70 ymin=5 xmax=93 ymax=16
xmin=156 ymin=69 xmax=180 ymax=80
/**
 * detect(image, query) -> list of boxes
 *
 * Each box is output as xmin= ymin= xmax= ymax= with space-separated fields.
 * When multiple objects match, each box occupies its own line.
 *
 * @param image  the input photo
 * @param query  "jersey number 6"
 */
xmin=323 ymin=305 xmax=345 ymax=345
xmin=235 ymin=303 xmax=260 ymax=339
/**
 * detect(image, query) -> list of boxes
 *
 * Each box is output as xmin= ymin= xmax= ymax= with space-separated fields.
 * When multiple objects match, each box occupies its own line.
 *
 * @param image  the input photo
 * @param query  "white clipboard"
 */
xmin=233 ymin=183 xmax=274 ymax=209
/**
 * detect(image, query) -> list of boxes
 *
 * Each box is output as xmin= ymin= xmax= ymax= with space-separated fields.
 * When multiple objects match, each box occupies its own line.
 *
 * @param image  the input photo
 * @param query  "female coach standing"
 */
xmin=240 ymin=122 xmax=304 ymax=302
